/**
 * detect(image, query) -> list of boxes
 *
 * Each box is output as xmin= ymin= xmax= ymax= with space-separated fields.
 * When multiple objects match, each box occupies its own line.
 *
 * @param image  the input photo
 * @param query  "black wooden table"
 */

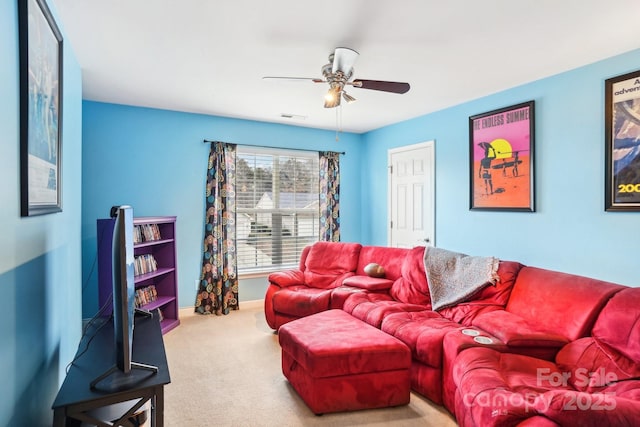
xmin=52 ymin=313 xmax=171 ymax=426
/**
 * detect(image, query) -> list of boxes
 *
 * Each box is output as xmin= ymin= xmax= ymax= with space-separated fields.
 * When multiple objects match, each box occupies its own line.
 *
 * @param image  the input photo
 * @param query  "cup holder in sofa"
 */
xmin=461 ymin=329 xmax=494 ymax=344
xmin=472 ymin=336 xmax=494 ymax=344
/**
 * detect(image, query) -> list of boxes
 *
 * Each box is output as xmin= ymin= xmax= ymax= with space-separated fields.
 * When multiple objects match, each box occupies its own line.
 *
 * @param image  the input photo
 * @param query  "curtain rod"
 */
xmin=203 ymin=139 xmax=345 ymax=155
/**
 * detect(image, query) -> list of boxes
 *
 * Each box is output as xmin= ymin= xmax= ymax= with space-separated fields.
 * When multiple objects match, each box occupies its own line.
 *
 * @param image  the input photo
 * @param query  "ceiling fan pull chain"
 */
xmin=335 ymin=107 xmax=339 ymax=141
xmin=338 ymin=105 xmax=341 ymax=133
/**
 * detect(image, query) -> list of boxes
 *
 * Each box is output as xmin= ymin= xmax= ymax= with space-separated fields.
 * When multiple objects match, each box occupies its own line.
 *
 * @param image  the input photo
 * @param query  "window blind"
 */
xmin=236 ymin=147 xmax=320 ymax=272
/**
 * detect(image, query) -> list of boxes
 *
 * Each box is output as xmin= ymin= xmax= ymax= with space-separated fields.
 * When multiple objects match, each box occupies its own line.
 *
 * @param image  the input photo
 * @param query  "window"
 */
xmin=236 ymin=147 xmax=319 ymax=273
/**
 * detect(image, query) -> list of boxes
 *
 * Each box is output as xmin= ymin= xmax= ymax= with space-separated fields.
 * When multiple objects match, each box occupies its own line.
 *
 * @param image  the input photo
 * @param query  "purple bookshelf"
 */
xmin=97 ymin=216 xmax=180 ymax=334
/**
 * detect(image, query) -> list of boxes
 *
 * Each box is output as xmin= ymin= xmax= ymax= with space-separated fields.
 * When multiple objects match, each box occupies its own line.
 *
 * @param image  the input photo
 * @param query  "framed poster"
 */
xmin=469 ymin=101 xmax=535 ymax=212
xmin=18 ymin=0 xmax=63 ymax=216
xmin=605 ymin=70 xmax=640 ymax=211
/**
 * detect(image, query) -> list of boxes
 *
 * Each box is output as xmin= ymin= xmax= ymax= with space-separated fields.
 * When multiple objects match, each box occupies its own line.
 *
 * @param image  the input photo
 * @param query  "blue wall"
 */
xmin=81 ymin=49 xmax=640 ymax=320
xmin=81 ymin=103 xmax=364 ymax=316
xmin=1 ymin=0 xmax=83 ymax=425
xmin=363 ymin=48 xmax=640 ymax=286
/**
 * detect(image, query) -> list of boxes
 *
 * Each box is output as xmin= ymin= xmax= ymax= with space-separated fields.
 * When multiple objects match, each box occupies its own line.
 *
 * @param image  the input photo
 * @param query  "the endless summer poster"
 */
xmin=471 ymin=103 xmax=533 ymax=210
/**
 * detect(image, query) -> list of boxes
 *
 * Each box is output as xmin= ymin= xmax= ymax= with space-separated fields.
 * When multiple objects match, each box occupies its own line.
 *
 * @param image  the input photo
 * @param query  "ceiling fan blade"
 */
xmin=332 ymin=47 xmax=359 ymax=74
xmin=351 ymin=79 xmax=410 ymax=94
xmin=262 ymin=77 xmax=324 ymax=83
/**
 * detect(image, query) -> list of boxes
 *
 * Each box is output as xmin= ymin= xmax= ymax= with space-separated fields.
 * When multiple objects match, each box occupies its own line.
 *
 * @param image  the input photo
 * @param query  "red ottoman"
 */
xmin=278 ymin=309 xmax=411 ymax=414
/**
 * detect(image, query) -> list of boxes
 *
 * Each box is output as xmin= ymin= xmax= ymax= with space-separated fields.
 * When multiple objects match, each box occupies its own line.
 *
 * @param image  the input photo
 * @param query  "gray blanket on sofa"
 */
xmin=423 ymin=246 xmax=499 ymax=311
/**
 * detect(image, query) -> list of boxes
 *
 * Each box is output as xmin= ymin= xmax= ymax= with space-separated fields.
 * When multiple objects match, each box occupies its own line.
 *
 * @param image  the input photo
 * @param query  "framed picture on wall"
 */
xmin=605 ymin=70 xmax=640 ymax=212
xmin=469 ymin=101 xmax=535 ymax=212
xmin=18 ymin=0 xmax=63 ymax=216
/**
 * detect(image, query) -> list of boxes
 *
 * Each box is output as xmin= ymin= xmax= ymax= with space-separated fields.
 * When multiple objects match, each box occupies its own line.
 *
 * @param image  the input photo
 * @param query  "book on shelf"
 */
xmin=133 ymin=225 xmax=142 ymax=244
xmin=133 ymin=223 xmax=162 ymax=244
xmin=135 ymin=284 xmax=158 ymax=308
xmin=134 ymin=254 xmax=158 ymax=276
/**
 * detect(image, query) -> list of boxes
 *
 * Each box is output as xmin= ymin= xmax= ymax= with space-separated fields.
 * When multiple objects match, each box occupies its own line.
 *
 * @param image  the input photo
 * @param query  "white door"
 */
xmin=388 ymin=141 xmax=435 ymax=248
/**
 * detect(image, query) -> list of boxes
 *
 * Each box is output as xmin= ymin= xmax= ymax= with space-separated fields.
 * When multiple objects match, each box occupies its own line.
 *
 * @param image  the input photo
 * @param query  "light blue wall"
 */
xmin=1 ymin=0 xmax=83 ymax=425
xmin=81 ymin=49 xmax=640 ymax=317
xmin=81 ymin=102 xmax=364 ymax=315
xmin=362 ymin=48 xmax=640 ymax=287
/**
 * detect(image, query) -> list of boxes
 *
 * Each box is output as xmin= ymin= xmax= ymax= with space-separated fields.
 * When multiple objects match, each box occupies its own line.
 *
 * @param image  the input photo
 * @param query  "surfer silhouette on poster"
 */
xmin=478 ymin=142 xmax=495 ymax=195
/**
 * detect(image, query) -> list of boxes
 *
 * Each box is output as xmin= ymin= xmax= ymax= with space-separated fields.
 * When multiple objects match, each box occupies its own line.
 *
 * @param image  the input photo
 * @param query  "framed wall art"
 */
xmin=18 ymin=0 xmax=63 ymax=216
xmin=605 ymin=69 xmax=640 ymax=212
xmin=469 ymin=101 xmax=535 ymax=212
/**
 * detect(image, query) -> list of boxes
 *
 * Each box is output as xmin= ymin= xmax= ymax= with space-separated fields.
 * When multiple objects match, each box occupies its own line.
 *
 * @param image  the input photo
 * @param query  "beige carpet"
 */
xmin=162 ymin=301 xmax=458 ymax=427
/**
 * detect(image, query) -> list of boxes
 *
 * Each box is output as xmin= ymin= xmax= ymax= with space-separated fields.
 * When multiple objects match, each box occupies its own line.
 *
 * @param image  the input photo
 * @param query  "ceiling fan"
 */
xmin=263 ymin=47 xmax=411 ymax=108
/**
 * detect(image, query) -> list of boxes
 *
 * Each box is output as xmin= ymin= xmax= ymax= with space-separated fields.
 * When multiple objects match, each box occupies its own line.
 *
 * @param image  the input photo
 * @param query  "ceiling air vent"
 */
xmin=280 ymin=113 xmax=307 ymax=120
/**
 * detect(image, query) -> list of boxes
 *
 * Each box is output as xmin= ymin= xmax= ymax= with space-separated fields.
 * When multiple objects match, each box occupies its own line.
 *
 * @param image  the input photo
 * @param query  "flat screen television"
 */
xmin=111 ymin=204 xmax=136 ymax=373
xmin=91 ymin=205 xmax=157 ymax=389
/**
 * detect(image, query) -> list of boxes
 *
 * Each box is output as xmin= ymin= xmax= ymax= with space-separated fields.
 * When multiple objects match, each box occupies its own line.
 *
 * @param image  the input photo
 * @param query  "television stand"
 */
xmin=135 ymin=307 xmax=154 ymax=317
xmin=53 ymin=314 xmax=170 ymax=426
xmin=90 ymin=308 xmax=159 ymax=390
xmin=90 ymin=360 xmax=159 ymax=390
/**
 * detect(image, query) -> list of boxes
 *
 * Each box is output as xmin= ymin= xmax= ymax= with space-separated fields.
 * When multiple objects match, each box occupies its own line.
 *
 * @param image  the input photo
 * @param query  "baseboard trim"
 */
xmin=241 ymin=299 xmax=265 ymax=309
xmin=180 ymin=299 xmax=264 ymax=317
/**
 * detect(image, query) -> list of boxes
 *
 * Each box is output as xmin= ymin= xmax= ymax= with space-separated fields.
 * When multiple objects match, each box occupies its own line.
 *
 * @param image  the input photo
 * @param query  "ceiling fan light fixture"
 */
xmin=342 ymin=91 xmax=356 ymax=104
xmin=332 ymin=47 xmax=359 ymax=74
xmin=324 ymin=86 xmax=342 ymax=108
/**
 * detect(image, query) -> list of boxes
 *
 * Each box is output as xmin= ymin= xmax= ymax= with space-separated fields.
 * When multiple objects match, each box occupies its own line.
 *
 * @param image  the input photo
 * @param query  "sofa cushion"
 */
xmin=272 ymin=286 xmax=333 ymax=317
xmin=304 ymin=241 xmax=362 ymax=274
xmin=454 ymin=345 xmax=640 ymax=427
xmin=394 ymin=314 xmax=463 ymax=368
xmin=452 ymin=347 xmax=573 ymax=427
xmin=554 ymin=337 xmax=640 ymax=393
xmin=342 ymin=292 xmax=393 ymax=314
xmin=355 ymin=246 xmax=409 ymax=281
xmin=539 ymin=388 xmax=639 ymax=427
xmin=267 ymin=269 xmax=305 ymax=288
xmin=328 ymin=286 xmax=366 ymax=310
xmin=303 ymin=242 xmax=362 ymax=289
xmin=381 ymin=311 xmax=445 ymax=361
xmin=344 ymin=292 xmax=427 ymax=328
xmin=438 ymin=260 xmax=523 ymax=325
xmin=390 ymin=246 xmax=432 ymax=307
xmin=473 ymin=310 xmax=569 ymax=348
xmin=555 ymin=287 xmax=640 ymax=393
xmin=342 ymin=276 xmax=394 ymax=291
xmin=297 ymin=244 xmax=311 ymax=271
xmin=504 ymin=267 xmax=623 ymax=342
xmin=591 ymin=287 xmax=640 ymax=363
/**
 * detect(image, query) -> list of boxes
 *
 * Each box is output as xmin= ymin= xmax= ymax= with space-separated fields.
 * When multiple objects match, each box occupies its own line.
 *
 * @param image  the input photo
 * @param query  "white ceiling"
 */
xmin=55 ymin=0 xmax=640 ymax=134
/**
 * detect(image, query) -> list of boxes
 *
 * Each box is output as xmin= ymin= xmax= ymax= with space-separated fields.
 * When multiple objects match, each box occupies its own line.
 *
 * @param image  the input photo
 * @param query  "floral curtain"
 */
xmin=319 ymin=151 xmax=341 ymax=242
xmin=195 ymin=141 xmax=239 ymax=315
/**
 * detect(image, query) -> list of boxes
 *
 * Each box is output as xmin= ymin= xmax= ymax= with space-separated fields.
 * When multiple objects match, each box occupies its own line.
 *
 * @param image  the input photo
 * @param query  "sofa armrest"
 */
xmin=342 ymin=276 xmax=394 ymax=291
xmin=472 ymin=310 xmax=569 ymax=348
xmin=268 ymin=269 xmax=305 ymax=288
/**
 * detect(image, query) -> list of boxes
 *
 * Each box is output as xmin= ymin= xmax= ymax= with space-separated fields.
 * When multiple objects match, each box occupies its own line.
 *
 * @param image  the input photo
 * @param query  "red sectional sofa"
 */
xmin=264 ymin=242 xmax=640 ymax=426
